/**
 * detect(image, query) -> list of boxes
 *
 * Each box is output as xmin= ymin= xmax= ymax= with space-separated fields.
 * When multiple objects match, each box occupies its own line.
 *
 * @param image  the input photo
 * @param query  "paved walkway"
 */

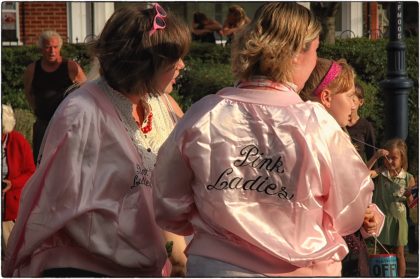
xmin=406 ymin=252 xmax=419 ymax=277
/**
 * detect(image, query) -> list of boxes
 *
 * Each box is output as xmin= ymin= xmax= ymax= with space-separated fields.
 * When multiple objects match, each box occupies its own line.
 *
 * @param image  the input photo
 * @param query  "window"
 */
xmin=1 ymin=2 xmax=19 ymax=45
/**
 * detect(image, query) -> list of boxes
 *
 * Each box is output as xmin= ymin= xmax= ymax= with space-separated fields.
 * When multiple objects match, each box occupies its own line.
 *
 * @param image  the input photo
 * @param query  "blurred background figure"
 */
xmin=23 ymin=30 xmax=86 ymax=164
xmin=1 ymin=104 xmax=36 ymax=253
xmin=346 ymin=83 xmax=377 ymax=163
xmin=369 ymin=138 xmax=416 ymax=277
xmin=219 ymin=5 xmax=250 ymax=45
xmin=192 ymin=12 xmax=222 ymax=44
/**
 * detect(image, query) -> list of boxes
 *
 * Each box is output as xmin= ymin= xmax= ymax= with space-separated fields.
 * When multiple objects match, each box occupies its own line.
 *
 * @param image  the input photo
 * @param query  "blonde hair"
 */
xmin=38 ymin=30 xmax=63 ymax=49
xmin=226 ymin=5 xmax=248 ymax=27
xmin=231 ymin=2 xmax=321 ymax=83
xmin=2 ymin=104 xmax=16 ymax=134
xmin=300 ymin=58 xmax=355 ymax=101
xmin=384 ymin=138 xmax=409 ymax=171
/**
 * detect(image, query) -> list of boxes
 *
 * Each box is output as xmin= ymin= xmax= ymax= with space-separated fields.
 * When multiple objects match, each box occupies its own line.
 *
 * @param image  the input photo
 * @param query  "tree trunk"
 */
xmin=324 ymin=16 xmax=336 ymax=45
xmin=310 ymin=2 xmax=340 ymax=45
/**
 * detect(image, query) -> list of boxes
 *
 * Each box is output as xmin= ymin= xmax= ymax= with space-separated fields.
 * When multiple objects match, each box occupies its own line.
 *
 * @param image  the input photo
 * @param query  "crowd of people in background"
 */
xmin=192 ymin=4 xmax=250 ymax=45
xmin=1 ymin=2 xmax=417 ymax=278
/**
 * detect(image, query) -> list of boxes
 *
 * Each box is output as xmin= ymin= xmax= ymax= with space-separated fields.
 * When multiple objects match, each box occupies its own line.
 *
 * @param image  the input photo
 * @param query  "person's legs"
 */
xmin=32 ymin=120 xmax=48 ymax=164
xmin=395 ymin=245 xmax=406 ymax=277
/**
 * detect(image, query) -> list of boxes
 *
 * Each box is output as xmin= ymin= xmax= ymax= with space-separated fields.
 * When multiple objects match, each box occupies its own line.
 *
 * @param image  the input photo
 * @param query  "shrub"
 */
xmin=13 ymin=108 xmax=35 ymax=146
xmin=174 ymin=58 xmax=234 ymax=111
xmin=1 ymin=39 xmax=418 ymax=174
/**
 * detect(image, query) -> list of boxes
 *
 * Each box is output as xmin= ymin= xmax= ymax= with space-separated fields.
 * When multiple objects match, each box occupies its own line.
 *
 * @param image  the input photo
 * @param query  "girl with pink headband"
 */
xmin=301 ymin=58 xmax=356 ymax=127
xmin=301 ymin=58 xmax=385 ymax=276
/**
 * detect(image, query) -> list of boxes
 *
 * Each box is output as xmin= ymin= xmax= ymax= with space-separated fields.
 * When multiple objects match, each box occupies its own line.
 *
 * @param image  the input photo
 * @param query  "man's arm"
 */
xmin=68 ymin=60 xmax=87 ymax=84
xmin=23 ymin=63 xmax=35 ymax=111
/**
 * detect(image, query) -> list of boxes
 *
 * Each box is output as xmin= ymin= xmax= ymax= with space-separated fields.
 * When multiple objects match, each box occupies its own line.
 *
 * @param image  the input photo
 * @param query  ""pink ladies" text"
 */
xmin=206 ymin=144 xmax=294 ymax=200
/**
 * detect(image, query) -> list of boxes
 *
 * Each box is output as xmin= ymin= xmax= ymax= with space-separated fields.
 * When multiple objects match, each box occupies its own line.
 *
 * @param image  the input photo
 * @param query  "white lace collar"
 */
xmin=97 ymin=78 xmax=156 ymax=172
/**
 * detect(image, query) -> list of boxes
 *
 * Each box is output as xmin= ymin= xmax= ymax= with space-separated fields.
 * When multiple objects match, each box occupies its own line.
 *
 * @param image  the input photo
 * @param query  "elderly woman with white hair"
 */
xmin=1 ymin=104 xmax=35 ymax=249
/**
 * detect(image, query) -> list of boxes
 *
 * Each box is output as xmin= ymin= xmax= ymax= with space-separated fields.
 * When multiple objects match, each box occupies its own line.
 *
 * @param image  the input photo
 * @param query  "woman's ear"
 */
xmin=359 ymin=98 xmax=365 ymax=107
xmin=292 ymin=51 xmax=302 ymax=65
xmin=320 ymin=89 xmax=332 ymax=108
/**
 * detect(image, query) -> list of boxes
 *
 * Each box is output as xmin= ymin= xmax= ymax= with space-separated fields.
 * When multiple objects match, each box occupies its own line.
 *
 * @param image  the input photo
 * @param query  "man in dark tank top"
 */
xmin=23 ymin=30 xmax=86 ymax=164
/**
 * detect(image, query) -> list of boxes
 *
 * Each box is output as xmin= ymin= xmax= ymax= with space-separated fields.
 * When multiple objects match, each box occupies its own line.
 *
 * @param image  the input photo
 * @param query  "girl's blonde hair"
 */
xmin=227 ymin=5 xmax=248 ymax=26
xmin=384 ymin=138 xmax=409 ymax=171
xmin=231 ymin=2 xmax=321 ymax=83
xmin=2 ymin=104 xmax=16 ymax=134
xmin=300 ymin=58 xmax=356 ymax=101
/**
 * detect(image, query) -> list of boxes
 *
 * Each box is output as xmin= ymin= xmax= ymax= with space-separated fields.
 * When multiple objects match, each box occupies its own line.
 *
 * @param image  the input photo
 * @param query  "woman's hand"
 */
xmin=362 ymin=206 xmax=377 ymax=235
xmin=163 ymin=231 xmax=187 ymax=277
xmin=2 ymin=179 xmax=12 ymax=193
xmin=375 ymin=149 xmax=389 ymax=160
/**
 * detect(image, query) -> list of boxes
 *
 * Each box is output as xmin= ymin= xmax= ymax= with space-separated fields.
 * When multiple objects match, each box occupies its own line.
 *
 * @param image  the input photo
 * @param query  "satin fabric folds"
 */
xmin=3 ymin=81 xmax=167 ymax=277
xmin=153 ymin=86 xmax=374 ymax=276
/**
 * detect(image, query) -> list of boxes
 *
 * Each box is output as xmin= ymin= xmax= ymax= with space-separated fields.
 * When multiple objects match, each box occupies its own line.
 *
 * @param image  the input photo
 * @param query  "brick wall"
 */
xmin=19 ymin=2 xmax=68 ymax=45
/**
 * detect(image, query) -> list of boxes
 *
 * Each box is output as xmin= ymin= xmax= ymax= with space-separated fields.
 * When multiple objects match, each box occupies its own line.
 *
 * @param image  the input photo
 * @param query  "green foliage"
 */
xmin=174 ymin=58 xmax=234 ymax=111
xmin=172 ymin=43 xmax=233 ymax=111
xmin=13 ymin=108 xmax=35 ymax=146
xmin=165 ymin=241 xmax=173 ymax=257
xmin=1 ymin=39 xmax=418 ymax=173
xmin=187 ymin=41 xmax=231 ymax=64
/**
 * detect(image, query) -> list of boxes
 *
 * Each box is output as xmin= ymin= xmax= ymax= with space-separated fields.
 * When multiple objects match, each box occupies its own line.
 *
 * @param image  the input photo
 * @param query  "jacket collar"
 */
xmin=216 ymin=86 xmax=304 ymax=107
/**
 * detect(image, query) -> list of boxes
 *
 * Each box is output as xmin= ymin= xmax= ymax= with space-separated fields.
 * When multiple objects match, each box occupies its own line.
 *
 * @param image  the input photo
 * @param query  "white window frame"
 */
xmin=1 ymin=2 xmax=21 ymax=46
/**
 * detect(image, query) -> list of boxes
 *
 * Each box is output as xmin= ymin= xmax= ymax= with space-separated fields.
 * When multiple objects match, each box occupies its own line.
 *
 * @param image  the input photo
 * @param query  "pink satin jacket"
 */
xmin=153 ymin=85 xmax=374 ymax=276
xmin=3 ymin=81 xmax=167 ymax=277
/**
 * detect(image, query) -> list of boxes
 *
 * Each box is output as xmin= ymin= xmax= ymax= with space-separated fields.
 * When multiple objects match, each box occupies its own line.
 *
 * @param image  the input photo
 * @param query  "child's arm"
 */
xmin=366 ymin=148 xmax=389 ymax=170
xmin=404 ymin=176 xmax=416 ymax=204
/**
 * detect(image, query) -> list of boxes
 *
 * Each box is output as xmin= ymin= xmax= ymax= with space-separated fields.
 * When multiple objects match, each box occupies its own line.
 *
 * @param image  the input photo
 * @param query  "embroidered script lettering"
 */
xmin=207 ymin=144 xmax=293 ymax=200
xmin=131 ymin=164 xmax=152 ymax=189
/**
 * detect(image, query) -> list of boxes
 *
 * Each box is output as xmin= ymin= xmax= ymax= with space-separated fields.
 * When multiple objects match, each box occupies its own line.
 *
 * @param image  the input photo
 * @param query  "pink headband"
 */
xmin=313 ymin=61 xmax=342 ymax=96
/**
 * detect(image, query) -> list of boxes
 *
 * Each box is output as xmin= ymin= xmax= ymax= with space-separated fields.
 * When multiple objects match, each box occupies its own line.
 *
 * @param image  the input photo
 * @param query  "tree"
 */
xmin=310 ymin=2 xmax=340 ymax=45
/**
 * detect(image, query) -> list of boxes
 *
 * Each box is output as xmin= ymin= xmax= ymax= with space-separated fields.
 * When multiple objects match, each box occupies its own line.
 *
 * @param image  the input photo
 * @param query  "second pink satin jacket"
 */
xmin=153 ymin=85 xmax=374 ymax=276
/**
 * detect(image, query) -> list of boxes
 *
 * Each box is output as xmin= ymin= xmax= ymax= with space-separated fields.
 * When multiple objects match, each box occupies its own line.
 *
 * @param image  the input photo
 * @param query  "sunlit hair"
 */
xmin=384 ymin=138 xmax=409 ymax=171
xmin=231 ymin=2 xmax=321 ymax=83
xmin=38 ymin=30 xmax=63 ymax=49
xmin=227 ymin=5 xmax=247 ymax=26
xmin=354 ymin=82 xmax=365 ymax=99
xmin=300 ymin=58 xmax=355 ymax=101
xmin=2 ymin=104 xmax=16 ymax=134
xmin=91 ymin=5 xmax=191 ymax=97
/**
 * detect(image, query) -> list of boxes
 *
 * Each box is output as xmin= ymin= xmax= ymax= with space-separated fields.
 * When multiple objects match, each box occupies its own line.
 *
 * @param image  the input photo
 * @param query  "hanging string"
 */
xmin=362 ymin=233 xmax=391 ymax=255
xmin=373 ymin=235 xmax=391 ymax=255
xmin=351 ymin=137 xmax=399 ymax=176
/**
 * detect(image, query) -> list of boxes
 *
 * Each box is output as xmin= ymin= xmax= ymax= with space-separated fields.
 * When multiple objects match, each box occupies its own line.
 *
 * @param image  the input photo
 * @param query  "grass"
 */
xmin=14 ymin=108 xmax=35 ymax=147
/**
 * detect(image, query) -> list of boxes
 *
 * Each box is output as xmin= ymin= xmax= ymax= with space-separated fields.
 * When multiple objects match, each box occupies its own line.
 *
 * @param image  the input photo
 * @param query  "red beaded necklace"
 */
xmin=140 ymin=110 xmax=153 ymax=134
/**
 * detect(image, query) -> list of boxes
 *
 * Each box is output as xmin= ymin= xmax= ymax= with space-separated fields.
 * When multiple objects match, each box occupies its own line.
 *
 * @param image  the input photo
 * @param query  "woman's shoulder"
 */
xmin=52 ymin=81 xmax=108 ymax=127
xmin=299 ymin=101 xmax=340 ymax=125
xmin=8 ymin=130 xmax=29 ymax=143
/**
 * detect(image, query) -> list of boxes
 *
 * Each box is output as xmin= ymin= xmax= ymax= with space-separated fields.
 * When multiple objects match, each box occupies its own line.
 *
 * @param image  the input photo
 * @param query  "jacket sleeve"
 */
xmin=3 ymin=104 xmax=92 ymax=276
xmin=8 ymin=132 xmax=36 ymax=190
xmin=321 ymin=128 xmax=374 ymax=236
xmin=152 ymin=131 xmax=195 ymax=236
